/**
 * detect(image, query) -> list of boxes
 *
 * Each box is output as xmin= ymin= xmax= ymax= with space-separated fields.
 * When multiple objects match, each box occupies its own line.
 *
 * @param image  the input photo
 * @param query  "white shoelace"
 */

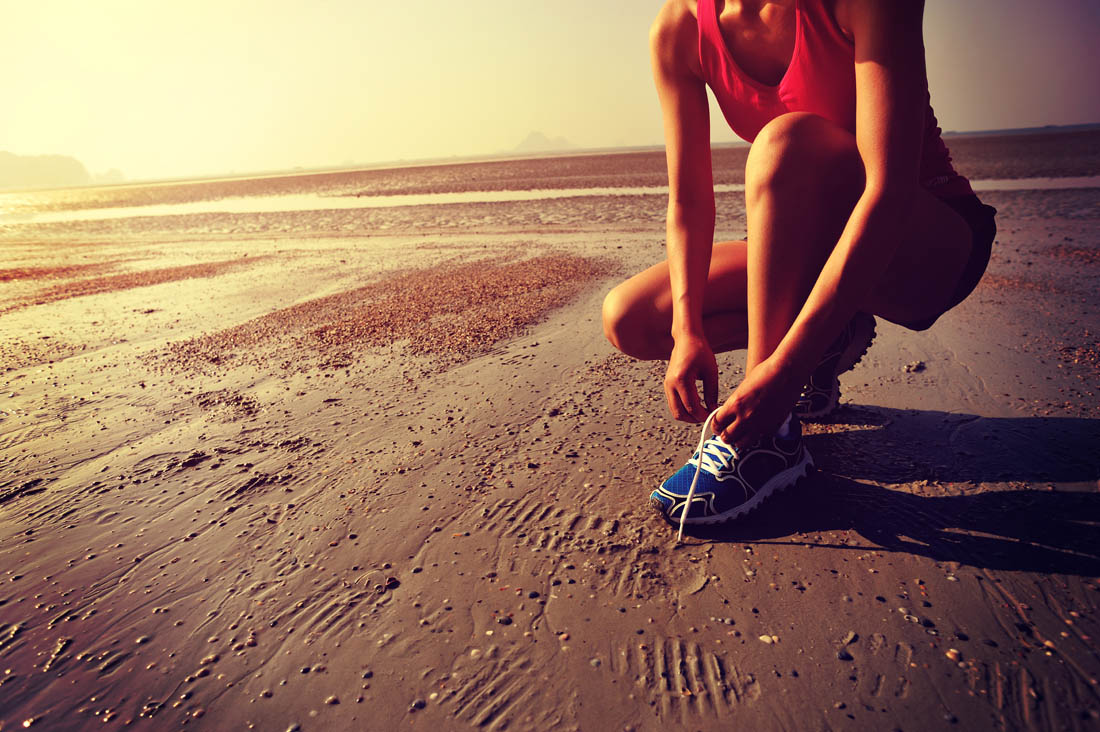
xmin=678 ymin=408 xmax=726 ymax=543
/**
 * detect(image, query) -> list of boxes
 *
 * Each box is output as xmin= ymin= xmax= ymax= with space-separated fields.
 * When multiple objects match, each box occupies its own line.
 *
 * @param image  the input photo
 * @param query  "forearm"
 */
xmin=772 ymin=189 xmax=911 ymax=378
xmin=666 ymin=199 xmax=716 ymax=340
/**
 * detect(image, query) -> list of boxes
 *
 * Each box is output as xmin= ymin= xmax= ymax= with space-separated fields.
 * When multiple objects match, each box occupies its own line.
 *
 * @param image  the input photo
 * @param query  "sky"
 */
xmin=2 ymin=0 xmax=1098 ymax=182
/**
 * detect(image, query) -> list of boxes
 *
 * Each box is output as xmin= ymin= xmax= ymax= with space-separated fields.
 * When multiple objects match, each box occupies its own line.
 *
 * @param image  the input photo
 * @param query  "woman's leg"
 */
xmin=602 ymin=240 xmax=750 ymax=361
xmin=744 ymin=112 xmax=974 ymax=374
xmin=604 ymin=112 xmax=974 ymax=379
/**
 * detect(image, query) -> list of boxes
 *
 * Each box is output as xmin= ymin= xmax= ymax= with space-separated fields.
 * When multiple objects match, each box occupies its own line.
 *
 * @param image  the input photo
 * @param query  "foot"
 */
xmin=650 ymin=418 xmax=812 ymax=526
xmin=794 ymin=311 xmax=876 ymax=420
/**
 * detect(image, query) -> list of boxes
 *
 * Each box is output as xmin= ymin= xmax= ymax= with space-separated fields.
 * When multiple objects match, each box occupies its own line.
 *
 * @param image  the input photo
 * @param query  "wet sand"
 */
xmin=1 ymin=181 xmax=1099 ymax=731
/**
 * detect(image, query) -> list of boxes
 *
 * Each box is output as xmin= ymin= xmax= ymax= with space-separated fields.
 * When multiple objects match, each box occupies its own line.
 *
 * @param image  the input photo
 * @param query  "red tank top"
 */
xmin=697 ymin=0 xmax=973 ymax=197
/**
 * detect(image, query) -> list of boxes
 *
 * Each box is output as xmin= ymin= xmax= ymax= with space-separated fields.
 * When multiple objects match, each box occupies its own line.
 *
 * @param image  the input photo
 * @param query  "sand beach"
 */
xmin=1 ymin=130 xmax=1099 ymax=730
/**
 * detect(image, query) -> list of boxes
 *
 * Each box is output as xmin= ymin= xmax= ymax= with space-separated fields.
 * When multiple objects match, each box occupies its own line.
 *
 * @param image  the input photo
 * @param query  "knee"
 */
xmin=601 ymin=284 xmax=632 ymax=351
xmin=601 ymin=284 xmax=662 ymax=360
xmin=745 ymin=113 xmax=860 ymax=204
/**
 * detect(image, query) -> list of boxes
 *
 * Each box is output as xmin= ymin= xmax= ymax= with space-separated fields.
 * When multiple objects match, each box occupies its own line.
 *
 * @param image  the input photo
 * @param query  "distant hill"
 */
xmin=512 ymin=131 xmax=576 ymax=154
xmin=0 ymin=151 xmax=94 ymax=190
xmin=943 ymin=122 xmax=1100 ymax=137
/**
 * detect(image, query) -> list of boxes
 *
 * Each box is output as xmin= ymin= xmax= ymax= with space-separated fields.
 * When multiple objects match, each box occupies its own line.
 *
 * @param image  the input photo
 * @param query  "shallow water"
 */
xmin=5 ymin=177 xmax=1098 ymax=228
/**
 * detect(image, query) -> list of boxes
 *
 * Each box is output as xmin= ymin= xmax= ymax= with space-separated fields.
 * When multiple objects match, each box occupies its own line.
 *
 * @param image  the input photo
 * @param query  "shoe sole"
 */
xmin=798 ymin=314 xmax=877 ymax=420
xmin=651 ymin=449 xmax=814 ymax=527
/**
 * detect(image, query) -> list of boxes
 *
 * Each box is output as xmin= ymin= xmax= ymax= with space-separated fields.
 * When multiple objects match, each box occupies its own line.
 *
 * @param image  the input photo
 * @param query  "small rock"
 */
xmin=945 ymin=649 xmax=961 ymax=662
xmin=325 ymin=695 xmax=340 ymax=705
xmin=410 ymin=698 xmax=426 ymax=711
xmin=837 ymin=649 xmax=853 ymax=661
xmin=841 ymin=631 xmax=857 ymax=645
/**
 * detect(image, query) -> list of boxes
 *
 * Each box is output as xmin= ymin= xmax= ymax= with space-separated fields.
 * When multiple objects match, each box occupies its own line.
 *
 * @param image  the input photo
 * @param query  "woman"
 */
xmin=601 ymin=0 xmax=996 ymax=534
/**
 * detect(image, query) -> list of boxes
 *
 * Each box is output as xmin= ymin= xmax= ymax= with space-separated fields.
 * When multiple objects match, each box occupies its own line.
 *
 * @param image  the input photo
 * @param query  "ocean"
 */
xmin=1 ymin=127 xmax=1098 ymax=239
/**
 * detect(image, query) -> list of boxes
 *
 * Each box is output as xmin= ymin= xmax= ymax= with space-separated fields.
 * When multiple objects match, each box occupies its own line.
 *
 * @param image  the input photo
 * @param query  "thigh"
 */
xmin=615 ymin=239 xmax=750 ymax=323
xmin=865 ymin=190 xmax=973 ymax=328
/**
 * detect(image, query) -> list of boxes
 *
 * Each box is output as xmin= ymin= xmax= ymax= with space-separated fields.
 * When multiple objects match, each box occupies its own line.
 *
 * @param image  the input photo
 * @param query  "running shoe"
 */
xmin=650 ymin=416 xmax=812 ymax=533
xmin=794 ymin=311 xmax=876 ymax=420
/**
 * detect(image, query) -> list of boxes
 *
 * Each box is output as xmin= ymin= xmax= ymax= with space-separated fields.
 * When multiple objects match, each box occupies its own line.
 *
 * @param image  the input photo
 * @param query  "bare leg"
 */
xmin=743 ymin=112 xmax=974 ymax=375
xmin=604 ymin=112 xmax=974 ymax=382
xmin=742 ymin=113 xmax=864 ymax=374
xmin=602 ymin=240 xmax=750 ymax=361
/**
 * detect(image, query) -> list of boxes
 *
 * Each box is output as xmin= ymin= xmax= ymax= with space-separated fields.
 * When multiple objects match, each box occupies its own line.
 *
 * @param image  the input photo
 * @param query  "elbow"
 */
xmin=859 ymin=177 xmax=920 ymax=216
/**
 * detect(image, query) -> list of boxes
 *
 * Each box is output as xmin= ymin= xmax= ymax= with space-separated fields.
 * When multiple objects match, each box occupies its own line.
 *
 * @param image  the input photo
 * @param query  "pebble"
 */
xmin=410 ymin=699 xmax=426 ymax=711
xmin=325 ymin=695 xmax=339 ymax=705
xmin=497 ymin=616 xmax=512 ymax=626
xmin=841 ymin=631 xmax=857 ymax=645
xmin=759 ymin=635 xmax=774 ymax=645
xmin=837 ymin=649 xmax=853 ymax=661
xmin=945 ymin=649 xmax=961 ymax=662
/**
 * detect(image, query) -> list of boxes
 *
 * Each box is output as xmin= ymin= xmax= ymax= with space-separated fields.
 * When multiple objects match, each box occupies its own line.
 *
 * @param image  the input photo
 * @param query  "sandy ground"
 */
xmin=1 ymin=186 xmax=1099 ymax=731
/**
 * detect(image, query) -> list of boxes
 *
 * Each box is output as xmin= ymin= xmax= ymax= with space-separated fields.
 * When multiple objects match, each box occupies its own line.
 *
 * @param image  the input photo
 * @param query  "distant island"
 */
xmin=0 ymin=151 xmax=123 ymax=190
xmin=512 ymin=131 xmax=576 ymax=155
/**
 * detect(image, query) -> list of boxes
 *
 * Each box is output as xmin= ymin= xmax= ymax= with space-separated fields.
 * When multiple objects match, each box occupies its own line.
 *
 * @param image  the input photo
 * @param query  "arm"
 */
xmin=716 ymin=0 xmax=929 ymax=444
xmin=651 ymin=1 xmax=719 ymax=423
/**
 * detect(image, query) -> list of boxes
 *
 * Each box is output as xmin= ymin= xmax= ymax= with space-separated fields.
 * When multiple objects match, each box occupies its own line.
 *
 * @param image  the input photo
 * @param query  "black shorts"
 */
xmin=893 ymin=194 xmax=997 ymax=332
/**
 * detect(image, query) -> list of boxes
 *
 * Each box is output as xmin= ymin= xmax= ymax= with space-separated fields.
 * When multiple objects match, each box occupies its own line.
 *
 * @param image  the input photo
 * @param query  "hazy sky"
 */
xmin=3 ymin=0 xmax=1098 ymax=181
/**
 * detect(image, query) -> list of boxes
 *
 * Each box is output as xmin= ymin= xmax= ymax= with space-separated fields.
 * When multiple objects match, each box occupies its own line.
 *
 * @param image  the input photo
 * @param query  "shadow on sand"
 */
xmin=688 ymin=406 xmax=1100 ymax=576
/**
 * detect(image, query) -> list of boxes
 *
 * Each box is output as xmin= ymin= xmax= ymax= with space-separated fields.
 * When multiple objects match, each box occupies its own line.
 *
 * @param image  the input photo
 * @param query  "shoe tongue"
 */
xmin=703 ymin=434 xmax=736 ymax=455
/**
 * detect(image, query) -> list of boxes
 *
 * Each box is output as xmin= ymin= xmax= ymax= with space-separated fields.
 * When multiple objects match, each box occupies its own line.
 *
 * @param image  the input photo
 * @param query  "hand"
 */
xmin=664 ymin=335 xmax=719 ymax=423
xmin=712 ymin=357 xmax=802 ymax=448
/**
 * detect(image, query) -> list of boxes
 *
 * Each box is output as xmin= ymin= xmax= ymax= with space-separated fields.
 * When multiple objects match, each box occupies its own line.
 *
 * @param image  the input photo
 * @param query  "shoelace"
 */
xmin=678 ymin=408 xmax=732 ymax=543
xmin=692 ymin=434 xmax=737 ymax=475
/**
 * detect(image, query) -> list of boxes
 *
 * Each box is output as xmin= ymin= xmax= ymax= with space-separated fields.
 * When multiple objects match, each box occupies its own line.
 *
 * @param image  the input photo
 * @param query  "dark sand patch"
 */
xmin=978 ymin=273 xmax=1061 ymax=294
xmin=167 ymin=254 xmax=611 ymax=371
xmin=1 ymin=256 xmax=267 ymax=314
xmin=1058 ymin=341 xmax=1100 ymax=378
xmin=0 ymin=337 xmax=83 ymax=373
xmin=1047 ymin=243 xmax=1100 ymax=266
xmin=0 ymin=260 xmax=127 ymax=283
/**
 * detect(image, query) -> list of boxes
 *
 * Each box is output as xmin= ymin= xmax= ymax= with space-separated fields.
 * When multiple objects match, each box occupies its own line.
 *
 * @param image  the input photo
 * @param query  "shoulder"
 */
xmin=831 ymin=0 xmax=924 ymax=40
xmin=650 ymin=0 xmax=703 ymax=77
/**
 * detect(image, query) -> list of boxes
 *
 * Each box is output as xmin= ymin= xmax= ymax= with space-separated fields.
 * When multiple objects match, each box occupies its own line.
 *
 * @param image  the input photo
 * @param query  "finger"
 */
xmin=681 ymin=381 xmax=706 ymax=423
xmin=708 ymin=400 xmax=734 ymax=433
xmin=719 ymin=412 xmax=745 ymax=447
xmin=703 ymin=367 xmax=719 ymax=412
xmin=664 ymin=383 xmax=685 ymax=421
xmin=674 ymin=388 xmax=700 ymax=423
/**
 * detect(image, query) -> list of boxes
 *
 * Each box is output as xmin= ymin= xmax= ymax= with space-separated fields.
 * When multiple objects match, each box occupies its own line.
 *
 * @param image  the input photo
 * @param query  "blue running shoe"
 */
xmin=650 ymin=416 xmax=813 ymax=534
